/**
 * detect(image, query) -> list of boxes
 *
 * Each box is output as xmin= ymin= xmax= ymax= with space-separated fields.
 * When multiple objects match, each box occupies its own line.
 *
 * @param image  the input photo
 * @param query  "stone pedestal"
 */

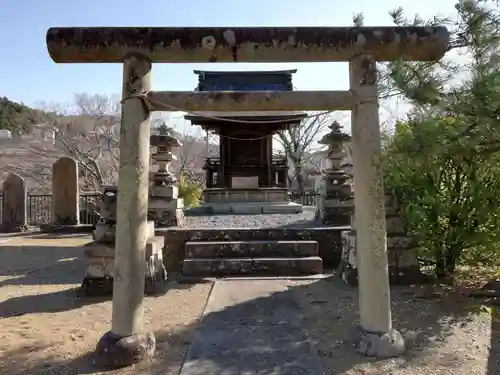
xmin=337 ymin=194 xmax=424 ymax=286
xmin=81 ymin=186 xmax=167 ymax=296
xmin=148 ymin=126 xmax=185 ymax=227
xmin=149 ymin=184 xmax=185 ymax=227
xmin=193 ymin=187 xmax=303 ymax=214
xmin=317 ymin=122 xmax=353 ymax=225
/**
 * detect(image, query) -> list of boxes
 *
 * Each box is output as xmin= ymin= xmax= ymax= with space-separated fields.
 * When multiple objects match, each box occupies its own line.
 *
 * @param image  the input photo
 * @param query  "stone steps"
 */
xmin=185 ymin=240 xmax=318 ymax=258
xmin=183 ymin=256 xmax=323 ymax=277
xmin=182 ymin=240 xmax=323 ymax=277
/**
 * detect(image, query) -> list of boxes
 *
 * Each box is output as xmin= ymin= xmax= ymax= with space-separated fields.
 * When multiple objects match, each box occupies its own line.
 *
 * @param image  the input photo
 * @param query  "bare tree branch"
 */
xmin=276 ymin=112 xmax=333 ymax=193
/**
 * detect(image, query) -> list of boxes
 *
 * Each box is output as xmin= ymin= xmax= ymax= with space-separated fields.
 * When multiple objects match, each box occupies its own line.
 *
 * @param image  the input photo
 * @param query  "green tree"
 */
xmin=380 ymin=0 xmax=500 ymax=278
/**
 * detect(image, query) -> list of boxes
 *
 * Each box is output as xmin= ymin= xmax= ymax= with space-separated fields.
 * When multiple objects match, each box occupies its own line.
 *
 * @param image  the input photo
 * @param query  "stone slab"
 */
xmin=261 ymin=202 xmax=303 ymax=214
xmin=40 ymin=224 xmax=95 ymax=234
xmin=199 ymin=201 xmax=304 ymax=215
xmin=203 ymin=188 xmax=289 ymax=203
xmin=185 ymin=240 xmax=318 ymax=259
xmin=231 ymin=176 xmax=259 ymax=189
xmin=180 ymin=280 xmax=325 ymax=375
xmin=148 ymin=197 xmax=184 ymax=210
xmin=182 ymin=256 xmax=323 ymax=277
xmin=231 ymin=203 xmax=263 ymax=215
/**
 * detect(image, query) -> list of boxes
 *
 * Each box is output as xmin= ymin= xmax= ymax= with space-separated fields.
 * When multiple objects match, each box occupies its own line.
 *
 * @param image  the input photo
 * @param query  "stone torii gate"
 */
xmin=46 ymin=26 xmax=449 ymax=366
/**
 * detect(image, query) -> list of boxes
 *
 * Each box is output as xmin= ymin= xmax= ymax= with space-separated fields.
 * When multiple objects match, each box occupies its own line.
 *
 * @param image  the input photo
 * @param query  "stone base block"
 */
xmin=185 ymin=240 xmax=318 ymax=258
xmin=81 ymin=236 xmax=166 ymax=296
xmin=183 ymin=256 xmax=323 ymax=277
xmin=95 ymin=330 xmax=155 ymax=368
xmin=261 ymin=202 xmax=303 ymax=214
xmin=320 ymin=210 xmax=350 ymax=226
xmin=39 ymin=224 xmax=95 ymax=234
xmin=337 ymin=230 xmax=426 ymax=286
xmin=0 ymin=224 xmax=29 ymax=233
xmin=150 ymin=208 xmax=185 ymax=228
xmin=353 ymin=327 xmax=405 ymax=358
xmin=150 ymin=184 xmax=178 ymax=199
xmin=195 ymin=201 xmax=303 ymax=215
xmin=148 ymin=198 xmax=185 ymax=227
xmin=203 ymin=188 xmax=289 ymax=203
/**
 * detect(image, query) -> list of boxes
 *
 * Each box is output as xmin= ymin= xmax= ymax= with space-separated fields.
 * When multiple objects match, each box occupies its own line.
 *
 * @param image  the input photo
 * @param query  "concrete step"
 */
xmin=183 ymin=256 xmax=323 ymax=277
xmin=185 ymin=240 xmax=318 ymax=259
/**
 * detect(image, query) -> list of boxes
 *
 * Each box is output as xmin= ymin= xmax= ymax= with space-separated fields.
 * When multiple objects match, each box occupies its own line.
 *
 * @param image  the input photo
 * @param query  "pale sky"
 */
xmin=0 ymin=0 xmax=458 ymax=132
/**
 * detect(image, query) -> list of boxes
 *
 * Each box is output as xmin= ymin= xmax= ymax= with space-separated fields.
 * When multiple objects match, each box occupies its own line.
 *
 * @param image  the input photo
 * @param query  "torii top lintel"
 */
xmin=46 ymin=26 xmax=449 ymax=64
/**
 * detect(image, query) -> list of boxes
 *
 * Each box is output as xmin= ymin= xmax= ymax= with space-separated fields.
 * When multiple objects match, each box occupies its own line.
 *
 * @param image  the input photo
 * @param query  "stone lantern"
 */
xmin=316 ymin=121 xmax=353 ymax=225
xmin=81 ymin=184 xmax=166 ymax=296
xmin=148 ymin=125 xmax=185 ymax=227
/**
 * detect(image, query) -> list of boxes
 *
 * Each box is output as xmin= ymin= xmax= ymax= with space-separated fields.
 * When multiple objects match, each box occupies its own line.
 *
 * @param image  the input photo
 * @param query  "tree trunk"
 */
xmin=296 ymin=170 xmax=305 ymax=195
xmin=435 ymin=247 xmax=459 ymax=280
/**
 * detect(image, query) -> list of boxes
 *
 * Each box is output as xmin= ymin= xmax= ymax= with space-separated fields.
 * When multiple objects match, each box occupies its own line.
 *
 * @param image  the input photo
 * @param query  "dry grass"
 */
xmin=0 ymin=234 xmax=212 ymax=375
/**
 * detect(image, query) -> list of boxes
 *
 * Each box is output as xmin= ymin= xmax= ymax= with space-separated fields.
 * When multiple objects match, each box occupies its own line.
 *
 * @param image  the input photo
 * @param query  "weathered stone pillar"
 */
xmin=349 ymin=55 xmax=404 ymax=356
xmin=1 ymin=173 xmax=28 ymax=232
xmin=95 ymin=54 xmax=156 ymax=367
xmin=52 ymin=157 xmax=80 ymax=225
xmin=148 ymin=125 xmax=185 ymax=227
xmin=317 ymin=121 xmax=353 ymax=225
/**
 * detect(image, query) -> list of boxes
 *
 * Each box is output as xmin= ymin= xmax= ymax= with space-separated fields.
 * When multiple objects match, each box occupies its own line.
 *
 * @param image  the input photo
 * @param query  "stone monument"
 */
xmin=316 ymin=121 xmax=353 ymax=225
xmin=41 ymin=157 xmax=94 ymax=233
xmin=1 ymin=173 xmax=28 ymax=232
xmin=148 ymin=125 xmax=185 ymax=227
xmin=81 ymin=185 xmax=166 ymax=296
xmin=52 ymin=157 xmax=79 ymax=225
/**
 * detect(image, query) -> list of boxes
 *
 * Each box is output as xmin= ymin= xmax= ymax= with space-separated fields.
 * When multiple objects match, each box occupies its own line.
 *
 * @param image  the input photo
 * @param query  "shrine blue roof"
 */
xmin=194 ymin=69 xmax=296 ymax=92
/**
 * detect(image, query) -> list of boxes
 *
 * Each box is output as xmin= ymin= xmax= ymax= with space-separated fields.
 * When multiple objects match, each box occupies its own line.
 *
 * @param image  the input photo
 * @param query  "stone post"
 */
xmin=148 ymin=125 xmax=185 ymax=227
xmin=1 ymin=173 xmax=28 ymax=232
xmin=95 ymin=54 xmax=156 ymax=367
xmin=349 ymin=56 xmax=404 ymax=356
xmin=317 ymin=121 xmax=353 ymax=225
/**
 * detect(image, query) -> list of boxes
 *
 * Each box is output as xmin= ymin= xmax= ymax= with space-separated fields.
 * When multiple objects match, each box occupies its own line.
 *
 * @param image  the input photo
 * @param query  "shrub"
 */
xmin=178 ymin=174 xmax=202 ymax=209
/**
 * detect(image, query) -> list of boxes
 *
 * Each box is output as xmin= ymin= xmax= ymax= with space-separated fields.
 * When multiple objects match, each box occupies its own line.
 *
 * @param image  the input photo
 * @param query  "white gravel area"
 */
xmin=184 ymin=207 xmax=320 ymax=229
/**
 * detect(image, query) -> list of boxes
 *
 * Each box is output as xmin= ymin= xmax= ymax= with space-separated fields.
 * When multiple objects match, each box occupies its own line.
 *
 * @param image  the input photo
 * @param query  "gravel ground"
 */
xmin=185 ymin=206 xmax=320 ymax=229
xmin=0 ymin=234 xmax=213 ymax=375
xmin=293 ymin=277 xmax=496 ymax=375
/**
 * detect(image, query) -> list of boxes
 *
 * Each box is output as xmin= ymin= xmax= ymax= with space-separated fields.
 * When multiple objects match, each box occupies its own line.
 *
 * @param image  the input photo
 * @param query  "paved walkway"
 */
xmin=180 ymin=279 xmax=325 ymax=375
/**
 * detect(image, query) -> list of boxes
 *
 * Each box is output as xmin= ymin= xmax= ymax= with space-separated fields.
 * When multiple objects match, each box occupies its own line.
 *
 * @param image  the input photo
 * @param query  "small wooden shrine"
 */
xmin=185 ymin=70 xmax=306 ymax=214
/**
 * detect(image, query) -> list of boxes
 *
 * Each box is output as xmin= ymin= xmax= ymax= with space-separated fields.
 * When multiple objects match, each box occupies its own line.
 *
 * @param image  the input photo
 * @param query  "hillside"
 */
xmin=0 ymin=97 xmax=42 ymax=135
xmin=0 ymin=98 xmax=216 ymax=193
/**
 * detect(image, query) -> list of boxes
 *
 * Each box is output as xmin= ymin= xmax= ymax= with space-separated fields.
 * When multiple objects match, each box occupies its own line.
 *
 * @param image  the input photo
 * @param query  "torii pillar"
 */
xmin=46 ymin=26 xmax=449 ymax=365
